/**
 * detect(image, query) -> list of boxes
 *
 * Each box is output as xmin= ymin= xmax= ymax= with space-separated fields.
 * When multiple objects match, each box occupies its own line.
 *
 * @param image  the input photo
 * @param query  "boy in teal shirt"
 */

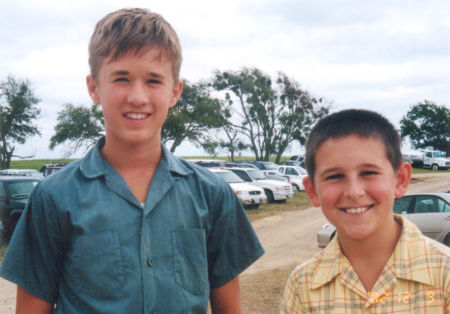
xmin=1 ymin=8 xmax=264 ymax=313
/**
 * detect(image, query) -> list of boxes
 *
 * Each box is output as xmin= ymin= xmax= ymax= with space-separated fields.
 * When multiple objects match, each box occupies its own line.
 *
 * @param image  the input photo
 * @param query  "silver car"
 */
xmin=317 ymin=193 xmax=450 ymax=248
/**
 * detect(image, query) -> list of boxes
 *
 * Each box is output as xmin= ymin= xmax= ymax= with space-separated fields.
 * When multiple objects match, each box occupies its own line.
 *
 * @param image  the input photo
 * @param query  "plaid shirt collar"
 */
xmin=311 ymin=215 xmax=435 ymax=294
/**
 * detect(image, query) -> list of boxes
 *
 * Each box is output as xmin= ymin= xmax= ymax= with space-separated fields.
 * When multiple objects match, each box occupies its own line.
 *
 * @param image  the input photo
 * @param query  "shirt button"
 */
xmin=147 ymin=257 xmax=153 ymax=267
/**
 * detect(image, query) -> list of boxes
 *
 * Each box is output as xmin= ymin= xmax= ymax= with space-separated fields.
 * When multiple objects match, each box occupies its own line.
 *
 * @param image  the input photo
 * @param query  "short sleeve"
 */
xmin=206 ymin=182 xmax=264 ymax=289
xmin=0 ymin=183 xmax=65 ymax=303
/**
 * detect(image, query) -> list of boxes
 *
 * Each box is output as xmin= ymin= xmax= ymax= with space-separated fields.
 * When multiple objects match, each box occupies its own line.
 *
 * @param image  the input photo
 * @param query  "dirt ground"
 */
xmin=0 ymin=172 xmax=448 ymax=313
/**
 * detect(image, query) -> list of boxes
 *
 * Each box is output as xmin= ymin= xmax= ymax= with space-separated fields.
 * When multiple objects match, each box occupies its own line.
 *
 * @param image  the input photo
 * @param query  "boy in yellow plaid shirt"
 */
xmin=281 ymin=109 xmax=449 ymax=313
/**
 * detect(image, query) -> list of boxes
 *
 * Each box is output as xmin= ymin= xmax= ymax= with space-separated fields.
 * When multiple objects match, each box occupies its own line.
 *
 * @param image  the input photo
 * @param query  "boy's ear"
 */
xmin=394 ymin=162 xmax=412 ymax=198
xmin=303 ymin=176 xmax=321 ymax=207
xmin=169 ymin=80 xmax=183 ymax=109
xmin=86 ymin=75 xmax=101 ymax=105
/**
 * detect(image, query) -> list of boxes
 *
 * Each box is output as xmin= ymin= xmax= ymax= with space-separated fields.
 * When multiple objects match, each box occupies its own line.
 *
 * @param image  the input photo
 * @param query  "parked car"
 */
xmin=317 ymin=192 xmax=450 ymax=248
xmin=247 ymin=161 xmax=279 ymax=172
xmin=262 ymin=170 xmax=290 ymax=183
xmin=226 ymin=167 xmax=294 ymax=203
xmin=276 ymin=165 xmax=307 ymax=191
xmin=279 ymin=160 xmax=304 ymax=168
xmin=290 ymin=155 xmax=304 ymax=162
xmin=39 ymin=163 xmax=67 ymax=176
xmin=0 ymin=176 xmax=41 ymax=240
xmin=186 ymin=159 xmax=226 ymax=168
xmin=208 ymin=169 xmax=267 ymax=209
xmin=0 ymin=169 xmax=44 ymax=178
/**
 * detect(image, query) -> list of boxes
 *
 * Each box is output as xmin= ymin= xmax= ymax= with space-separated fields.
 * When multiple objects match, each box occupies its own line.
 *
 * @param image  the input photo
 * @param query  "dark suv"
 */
xmin=0 ymin=176 xmax=41 ymax=240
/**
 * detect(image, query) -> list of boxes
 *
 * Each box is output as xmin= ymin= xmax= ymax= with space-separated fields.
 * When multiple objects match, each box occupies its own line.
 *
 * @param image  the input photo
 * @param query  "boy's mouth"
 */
xmin=124 ymin=113 xmax=150 ymax=120
xmin=339 ymin=205 xmax=373 ymax=215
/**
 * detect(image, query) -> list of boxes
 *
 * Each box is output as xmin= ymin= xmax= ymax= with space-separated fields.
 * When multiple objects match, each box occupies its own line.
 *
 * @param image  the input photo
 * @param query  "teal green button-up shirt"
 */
xmin=0 ymin=139 xmax=264 ymax=313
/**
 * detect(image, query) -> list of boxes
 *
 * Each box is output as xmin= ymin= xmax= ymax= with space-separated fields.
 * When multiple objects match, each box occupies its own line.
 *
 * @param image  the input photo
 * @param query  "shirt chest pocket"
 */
xmin=172 ymin=229 xmax=208 ymax=295
xmin=70 ymin=231 xmax=125 ymax=299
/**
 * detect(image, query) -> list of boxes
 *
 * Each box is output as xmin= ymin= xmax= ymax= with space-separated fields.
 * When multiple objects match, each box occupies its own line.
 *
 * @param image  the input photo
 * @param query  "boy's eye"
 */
xmin=325 ymin=174 xmax=343 ymax=180
xmin=147 ymin=79 xmax=162 ymax=84
xmin=361 ymin=171 xmax=378 ymax=176
xmin=113 ymin=77 xmax=128 ymax=82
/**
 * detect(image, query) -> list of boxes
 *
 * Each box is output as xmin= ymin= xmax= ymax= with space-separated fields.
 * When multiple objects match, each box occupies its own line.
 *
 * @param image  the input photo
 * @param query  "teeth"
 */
xmin=126 ymin=113 xmax=148 ymax=120
xmin=345 ymin=207 xmax=369 ymax=214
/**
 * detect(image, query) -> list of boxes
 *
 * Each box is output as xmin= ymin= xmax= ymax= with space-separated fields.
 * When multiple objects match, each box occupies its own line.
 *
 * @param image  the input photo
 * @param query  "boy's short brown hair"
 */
xmin=304 ymin=109 xmax=402 ymax=181
xmin=88 ymin=8 xmax=182 ymax=81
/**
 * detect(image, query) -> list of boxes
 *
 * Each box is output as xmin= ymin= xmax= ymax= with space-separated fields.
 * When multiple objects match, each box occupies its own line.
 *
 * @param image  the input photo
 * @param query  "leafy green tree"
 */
xmin=400 ymin=101 xmax=450 ymax=155
xmin=0 ymin=75 xmax=41 ymax=169
xmin=161 ymin=80 xmax=226 ymax=153
xmin=213 ymin=68 xmax=328 ymax=162
xmin=49 ymin=103 xmax=104 ymax=155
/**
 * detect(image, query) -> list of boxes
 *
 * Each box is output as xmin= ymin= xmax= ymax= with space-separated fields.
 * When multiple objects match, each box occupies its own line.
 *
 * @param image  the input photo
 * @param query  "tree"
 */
xmin=400 ymin=101 xmax=450 ymax=155
xmin=50 ymin=103 xmax=104 ymax=155
xmin=212 ymin=68 xmax=329 ymax=162
xmin=161 ymin=80 xmax=226 ymax=153
xmin=0 ymin=75 xmax=41 ymax=169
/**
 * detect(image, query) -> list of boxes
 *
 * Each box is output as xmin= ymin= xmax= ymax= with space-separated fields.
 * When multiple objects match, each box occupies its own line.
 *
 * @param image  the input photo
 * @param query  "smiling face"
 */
xmin=86 ymin=47 xmax=182 ymax=150
xmin=303 ymin=134 xmax=411 ymax=244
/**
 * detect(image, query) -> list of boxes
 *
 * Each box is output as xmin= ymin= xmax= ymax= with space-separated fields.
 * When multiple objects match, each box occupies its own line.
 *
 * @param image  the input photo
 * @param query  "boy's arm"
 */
xmin=16 ymin=286 xmax=53 ymax=314
xmin=209 ymin=277 xmax=243 ymax=314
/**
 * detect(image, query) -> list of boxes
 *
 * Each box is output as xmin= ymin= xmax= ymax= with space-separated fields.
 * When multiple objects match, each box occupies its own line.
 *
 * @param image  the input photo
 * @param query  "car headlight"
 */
xmin=236 ymin=191 xmax=242 ymax=195
xmin=276 ymin=186 xmax=282 ymax=191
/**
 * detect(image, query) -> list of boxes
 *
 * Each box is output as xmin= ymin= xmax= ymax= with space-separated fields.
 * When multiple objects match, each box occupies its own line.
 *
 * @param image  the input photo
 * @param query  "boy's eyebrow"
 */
xmin=109 ymin=70 xmax=166 ymax=79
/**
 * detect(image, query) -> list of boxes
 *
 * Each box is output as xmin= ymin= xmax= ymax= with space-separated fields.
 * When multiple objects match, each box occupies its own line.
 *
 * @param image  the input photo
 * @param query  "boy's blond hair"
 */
xmin=88 ymin=8 xmax=182 ymax=81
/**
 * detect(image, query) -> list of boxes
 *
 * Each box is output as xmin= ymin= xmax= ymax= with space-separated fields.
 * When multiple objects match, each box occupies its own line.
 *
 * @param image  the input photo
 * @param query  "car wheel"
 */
xmin=444 ymin=234 xmax=450 ymax=247
xmin=293 ymin=184 xmax=300 ymax=192
xmin=265 ymin=189 xmax=274 ymax=203
xmin=432 ymin=164 xmax=439 ymax=171
xmin=275 ymin=199 xmax=287 ymax=204
xmin=245 ymin=204 xmax=260 ymax=210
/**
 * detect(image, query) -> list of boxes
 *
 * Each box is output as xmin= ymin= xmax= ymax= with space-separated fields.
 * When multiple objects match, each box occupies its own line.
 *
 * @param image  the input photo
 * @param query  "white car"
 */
xmin=209 ymin=169 xmax=267 ymax=209
xmin=276 ymin=165 xmax=307 ymax=191
xmin=226 ymin=167 xmax=293 ymax=203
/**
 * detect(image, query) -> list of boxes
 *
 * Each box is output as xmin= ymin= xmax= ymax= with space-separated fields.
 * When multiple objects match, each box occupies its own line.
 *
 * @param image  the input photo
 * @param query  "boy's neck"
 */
xmin=100 ymin=137 xmax=163 ymax=203
xmin=101 ymin=137 xmax=162 ymax=170
xmin=338 ymin=217 xmax=402 ymax=292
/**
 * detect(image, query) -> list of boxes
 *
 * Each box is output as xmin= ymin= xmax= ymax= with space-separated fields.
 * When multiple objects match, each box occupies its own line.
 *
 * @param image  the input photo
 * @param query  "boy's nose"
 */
xmin=343 ymin=177 xmax=365 ymax=199
xmin=127 ymin=81 xmax=149 ymax=106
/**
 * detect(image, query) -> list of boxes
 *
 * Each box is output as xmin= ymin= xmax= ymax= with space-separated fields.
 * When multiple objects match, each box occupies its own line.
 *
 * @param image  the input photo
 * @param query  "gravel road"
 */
xmin=0 ymin=172 xmax=448 ymax=312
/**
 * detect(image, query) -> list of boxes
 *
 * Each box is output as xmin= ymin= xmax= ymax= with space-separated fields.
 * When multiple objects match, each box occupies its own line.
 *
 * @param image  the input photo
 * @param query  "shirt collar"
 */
xmin=79 ymin=137 xmax=192 ymax=179
xmin=311 ymin=215 xmax=434 ymax=290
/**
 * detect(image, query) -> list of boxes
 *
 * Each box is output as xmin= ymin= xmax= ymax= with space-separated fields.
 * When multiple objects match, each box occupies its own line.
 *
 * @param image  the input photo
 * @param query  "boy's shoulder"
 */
xmin=287 ymin=238 xmax=339 ymax=289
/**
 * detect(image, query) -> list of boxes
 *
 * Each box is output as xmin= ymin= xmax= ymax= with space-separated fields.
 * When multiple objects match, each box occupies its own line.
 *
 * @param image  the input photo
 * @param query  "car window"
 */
xmin=413 ymin=195 xmax=442 ymax=213
xmin=286 ymin=168 xmax=298 ymax=175
xmin=278 ymin=167 xmax=285 ymax=174
xmin=393 ymin=196 xmax=413 ymax=214
xmin=438 ymin=197 xmax=449 ymax=212
xmin=233 ymin=170 xmax=251 ymax=182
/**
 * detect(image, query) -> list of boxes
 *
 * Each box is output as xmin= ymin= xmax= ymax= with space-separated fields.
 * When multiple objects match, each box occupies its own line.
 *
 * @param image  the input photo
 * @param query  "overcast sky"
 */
xmin=1 ymin=0 xmax=449 ymax=159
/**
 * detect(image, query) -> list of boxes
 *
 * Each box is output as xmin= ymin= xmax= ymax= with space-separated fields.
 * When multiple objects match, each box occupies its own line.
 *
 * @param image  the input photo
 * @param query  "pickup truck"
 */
xmin=226 ymin=167 xmax=294 ymax=203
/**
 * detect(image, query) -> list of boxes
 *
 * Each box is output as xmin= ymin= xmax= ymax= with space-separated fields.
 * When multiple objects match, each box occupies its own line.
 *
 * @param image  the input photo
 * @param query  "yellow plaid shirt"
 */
xmin=281 ymin=215 xmax=450 ymax=313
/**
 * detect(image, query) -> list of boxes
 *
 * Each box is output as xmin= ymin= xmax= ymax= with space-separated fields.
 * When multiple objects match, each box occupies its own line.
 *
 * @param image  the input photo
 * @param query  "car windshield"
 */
xmin=433 ymin=151 xmax=445 ymax=158
xmin=7 ymin=180 xmax=40 ymax=200
xmin=247 ymin=169 xmax=267 ymax=180
xmin=261 ymin=162 xmax=278 ymax=170
xmin=215 ymin=171 xmax=245 ymax=183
